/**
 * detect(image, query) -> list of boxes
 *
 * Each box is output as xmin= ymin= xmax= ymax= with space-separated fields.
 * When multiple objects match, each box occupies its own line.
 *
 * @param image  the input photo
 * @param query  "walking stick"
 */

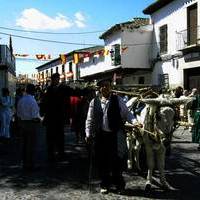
xmin=88 ymin=137 xmax=95 ymax=193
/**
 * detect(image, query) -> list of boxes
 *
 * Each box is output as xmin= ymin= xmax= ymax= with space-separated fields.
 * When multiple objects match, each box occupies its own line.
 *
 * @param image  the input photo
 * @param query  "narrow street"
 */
xmin=0 ymin=125 xmax=199 ymax=200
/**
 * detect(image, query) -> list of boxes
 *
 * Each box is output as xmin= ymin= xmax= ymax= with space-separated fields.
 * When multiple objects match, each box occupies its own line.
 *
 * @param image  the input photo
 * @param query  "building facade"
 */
xmin=36 ymin=46 xmax=103 ymax=87
xmin=0 ymin=45 xmax=16 ymax=97
xmin=79 ymin=18 xmax=153 ymax=87
xmin=143 ymin=0 xmax=200 ymax=91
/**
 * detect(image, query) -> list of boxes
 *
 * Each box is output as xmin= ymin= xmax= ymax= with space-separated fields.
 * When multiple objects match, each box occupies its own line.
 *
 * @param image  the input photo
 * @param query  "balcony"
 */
xmin=176 ymin=26 xmax=200 ymax=54
xmin=0 ymin=45 xmax=16 ymax=74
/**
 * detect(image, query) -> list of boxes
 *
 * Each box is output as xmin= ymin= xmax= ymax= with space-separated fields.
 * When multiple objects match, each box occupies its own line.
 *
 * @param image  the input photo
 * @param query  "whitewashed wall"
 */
xmin=121 ymin=25 xmax=153 ymax=69
xmin=79 ymin=27 xmax=153 ymax=80
xmin=38 ymin=58 xmax=77 ymax=82
xmin=150 ymin=0 xmax=199 ymax=88
xmin=80 ymin=32 xmax=122 ymax=78
xmin=123 ymin=71 xmax=152 ymax=85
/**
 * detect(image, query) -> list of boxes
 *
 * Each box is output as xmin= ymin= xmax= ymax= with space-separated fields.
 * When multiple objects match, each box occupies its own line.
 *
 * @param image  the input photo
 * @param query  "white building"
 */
xmin=0 ymin=45 xmax=16 ymax=97
xmin=36 ymin=46 xmax=103 ymax=87
xmin=143 ymin=0 xmax=200 ymax=91
xmin=79 ymin=18 xmax=153 ymax=86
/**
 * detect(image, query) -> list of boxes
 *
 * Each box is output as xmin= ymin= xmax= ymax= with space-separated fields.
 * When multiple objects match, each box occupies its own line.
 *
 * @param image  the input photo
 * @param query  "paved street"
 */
xmin=0 ymin=125 xmax=200 ymax=200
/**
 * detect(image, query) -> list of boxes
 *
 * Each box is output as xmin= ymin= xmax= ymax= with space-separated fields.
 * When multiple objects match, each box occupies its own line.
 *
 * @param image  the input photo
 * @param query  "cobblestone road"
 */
xmin=0 ymin=125 xmax=199 ymax=200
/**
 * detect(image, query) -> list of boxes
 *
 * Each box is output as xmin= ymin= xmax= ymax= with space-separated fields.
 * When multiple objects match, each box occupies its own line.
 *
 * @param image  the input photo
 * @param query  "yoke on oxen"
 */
xmin=125 ymin=92 xmax=194 ymax=192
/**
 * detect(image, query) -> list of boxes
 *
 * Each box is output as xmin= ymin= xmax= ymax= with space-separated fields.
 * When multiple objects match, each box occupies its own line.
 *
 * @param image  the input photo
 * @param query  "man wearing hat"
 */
xmin=41 ymin=73 xmax=83 ymax=162
xmin=85 ymin=78 xmax=141 ymax=194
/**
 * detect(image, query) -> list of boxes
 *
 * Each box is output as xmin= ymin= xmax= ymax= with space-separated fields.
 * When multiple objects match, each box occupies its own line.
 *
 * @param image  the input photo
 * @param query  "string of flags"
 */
xmin=19 ymin=45 xmax=129 ymax=82
xmin=14 ymin=46 xmax=129 ymax=64
xmin=14 ymin=54 xmax=52 ymax=60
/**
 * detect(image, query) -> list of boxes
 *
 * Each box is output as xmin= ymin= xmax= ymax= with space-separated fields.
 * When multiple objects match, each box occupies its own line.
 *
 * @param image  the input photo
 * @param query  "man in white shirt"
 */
xmin=17 ymin=84 xmax=40 ymax=171
xmin=85 ymin=78 xmax=141 ymax=194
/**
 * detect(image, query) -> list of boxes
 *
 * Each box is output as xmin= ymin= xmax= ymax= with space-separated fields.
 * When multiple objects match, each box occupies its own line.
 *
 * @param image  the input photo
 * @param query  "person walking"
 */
xmin=41 ymin=73 xmax=82 ymax=162
xmin=17 ymin=84 xmax=41 ymax=171
xmin=189 ymin=88 xmax=200 ymax=150
xmin=85 ymin=78 xmax=142 ymax=194
xmin=0 ymin=88 xmax=14 ymax=139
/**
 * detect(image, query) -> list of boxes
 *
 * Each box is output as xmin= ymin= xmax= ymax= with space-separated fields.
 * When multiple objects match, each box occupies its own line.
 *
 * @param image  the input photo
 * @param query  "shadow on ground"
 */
xmin=0 ymin=128 xmax=200 ymax=199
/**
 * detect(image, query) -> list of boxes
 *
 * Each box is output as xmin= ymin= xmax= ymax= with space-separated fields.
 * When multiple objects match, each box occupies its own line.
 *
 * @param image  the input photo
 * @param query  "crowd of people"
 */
xmin=0 ymin=73 xmax=200 ymax=194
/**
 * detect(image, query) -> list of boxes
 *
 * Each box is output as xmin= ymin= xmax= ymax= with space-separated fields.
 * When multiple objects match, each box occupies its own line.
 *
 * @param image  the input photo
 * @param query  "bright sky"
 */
xmin=0 ymin=0 xmax=154 ymax=76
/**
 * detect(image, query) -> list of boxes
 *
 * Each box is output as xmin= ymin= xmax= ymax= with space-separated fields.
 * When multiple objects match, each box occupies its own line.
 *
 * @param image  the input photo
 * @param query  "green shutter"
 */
xmin=114 ymin=44 xmax=121 ymax=65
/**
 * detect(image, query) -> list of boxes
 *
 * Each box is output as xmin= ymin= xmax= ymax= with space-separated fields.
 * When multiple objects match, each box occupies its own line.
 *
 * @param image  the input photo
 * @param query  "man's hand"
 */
xmin=133 ymin=122 xmax=143 ymax=129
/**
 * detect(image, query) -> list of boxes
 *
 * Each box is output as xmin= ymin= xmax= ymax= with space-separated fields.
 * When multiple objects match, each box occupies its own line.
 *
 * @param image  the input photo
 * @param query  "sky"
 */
xmin=0 ymin=0 xmax=155 ymax=76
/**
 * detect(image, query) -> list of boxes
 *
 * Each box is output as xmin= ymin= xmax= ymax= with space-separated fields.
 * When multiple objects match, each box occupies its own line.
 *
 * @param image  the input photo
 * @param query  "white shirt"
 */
xmin=17 ymin=94 xmax=40 ymax=120
xmin=86 ymin=95 xmax=137 ymax=137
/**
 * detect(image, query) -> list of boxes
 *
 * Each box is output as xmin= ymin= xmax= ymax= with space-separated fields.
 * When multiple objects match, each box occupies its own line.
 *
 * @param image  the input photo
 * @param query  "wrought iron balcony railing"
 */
xmin=176 ymin=26 xmax=200 ymax=51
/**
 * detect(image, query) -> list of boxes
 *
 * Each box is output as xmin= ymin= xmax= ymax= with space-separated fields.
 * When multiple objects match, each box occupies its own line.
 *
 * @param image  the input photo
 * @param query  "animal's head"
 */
xmin=140 ymin=97 xmax=176 ymax=143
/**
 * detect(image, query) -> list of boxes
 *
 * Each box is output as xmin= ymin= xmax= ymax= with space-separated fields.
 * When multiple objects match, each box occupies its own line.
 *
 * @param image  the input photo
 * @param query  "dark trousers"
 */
xmin=46 ymin=123 xmax=65 ymax=161
xmin=20 ymin=121 xmax=37 ymax=169
xmin=96 ymin=131 xmax=125 ymax=189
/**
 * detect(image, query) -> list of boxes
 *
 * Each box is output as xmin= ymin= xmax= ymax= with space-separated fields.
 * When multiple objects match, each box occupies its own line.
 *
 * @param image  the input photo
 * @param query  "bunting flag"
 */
xmin=121 ymin=46 xmax=128 ymax=53
xmin=97 ymin=49 xmax=104 ymax=56
xmin=36 ymin=54 xmax=51 ymax=60
xmin=83 ymin=52 xmax=91 ymax=58
xmin=73 ymin=53 xmax=79 ymax=64
xmin=14 ymin=54 xmax=29 ymax=57
xmin=60 ymin=54 xmax=67 ymax=64
xmin=104 ymin=48 xmax=110 ymax=56
xmin=14 ymin=47 xmax=113 ymax=64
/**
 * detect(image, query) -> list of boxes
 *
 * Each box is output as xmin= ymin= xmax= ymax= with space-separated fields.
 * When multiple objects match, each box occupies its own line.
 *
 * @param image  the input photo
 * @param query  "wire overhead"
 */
xmin=16 ymin=57 xmax=51 ymax=62
xmin=0 ymin=26 xmax=105 ymax=35
xmin=0 ymin=31 xmax=155 ymax=47
xmin=0 ymin=31 xmax=101 ymax=46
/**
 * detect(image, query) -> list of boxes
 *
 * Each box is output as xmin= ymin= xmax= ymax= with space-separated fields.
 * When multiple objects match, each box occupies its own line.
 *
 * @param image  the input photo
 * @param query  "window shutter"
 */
xmin=114 ymin=44 xmax=121 ymax=65
xmin=160 ymin=25 xmax=168 ymax=54
xmin=187 ymin=3 xmax=197 ymax=45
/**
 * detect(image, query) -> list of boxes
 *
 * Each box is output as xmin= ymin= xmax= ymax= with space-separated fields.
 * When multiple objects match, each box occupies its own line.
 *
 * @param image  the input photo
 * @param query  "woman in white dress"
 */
xmin=0 ymin=88 xmax=14 ymax=138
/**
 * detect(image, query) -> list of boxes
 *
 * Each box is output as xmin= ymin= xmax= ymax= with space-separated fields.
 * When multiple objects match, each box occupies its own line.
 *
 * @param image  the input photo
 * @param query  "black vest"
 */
xmin=94 ymin=94 xmax=123 ymax=133
xmin=107 ymin=94 xmax=123 ymax=132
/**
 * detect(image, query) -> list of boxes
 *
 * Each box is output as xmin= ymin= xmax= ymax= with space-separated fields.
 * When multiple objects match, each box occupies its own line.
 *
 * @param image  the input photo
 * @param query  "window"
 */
xmin=111 ymin=44 xmax=121 ymax=66
xmin=187 ymin=3 xmax=197 ymax=45
xmin=51 ymin=68 xmax=53 ymax=76
xmin=56 ymin=67 xmax=58 ymax=73
xmin=159 ymin=24 xmax=168 ymax=54
xmin=159 ymin=73 xmax=169 ymax=89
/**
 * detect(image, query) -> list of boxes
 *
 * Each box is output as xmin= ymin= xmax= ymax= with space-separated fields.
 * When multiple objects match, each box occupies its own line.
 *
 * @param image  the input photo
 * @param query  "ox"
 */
xmin=126 ymin=96 xmax=193 ymax=191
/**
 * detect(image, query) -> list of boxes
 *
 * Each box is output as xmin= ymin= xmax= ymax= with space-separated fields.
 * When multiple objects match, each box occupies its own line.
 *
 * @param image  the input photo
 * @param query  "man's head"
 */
xmin=26 ymin=84 xmax=36 ymax=95
xmin=97 ymin=78 xmax=112 ymax=98
xmin=191 ymin=88 xmax=198 ymax=95
xmin=51 ymin=73 xmax=60 ymax=86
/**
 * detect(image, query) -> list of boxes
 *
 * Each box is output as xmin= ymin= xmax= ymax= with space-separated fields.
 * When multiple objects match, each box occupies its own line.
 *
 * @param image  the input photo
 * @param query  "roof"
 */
xmin=143 ymin=0 xmax=174 ymax=14
xmin=36 ymin=57 xmax=60 ymax=70
xmin=36 ymin=45 xmax=104 ymax=70
xmin=74 ymin=45 xmax=104 ymax=53
xmin=99 ymin=17 xmax=150 ymax=39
